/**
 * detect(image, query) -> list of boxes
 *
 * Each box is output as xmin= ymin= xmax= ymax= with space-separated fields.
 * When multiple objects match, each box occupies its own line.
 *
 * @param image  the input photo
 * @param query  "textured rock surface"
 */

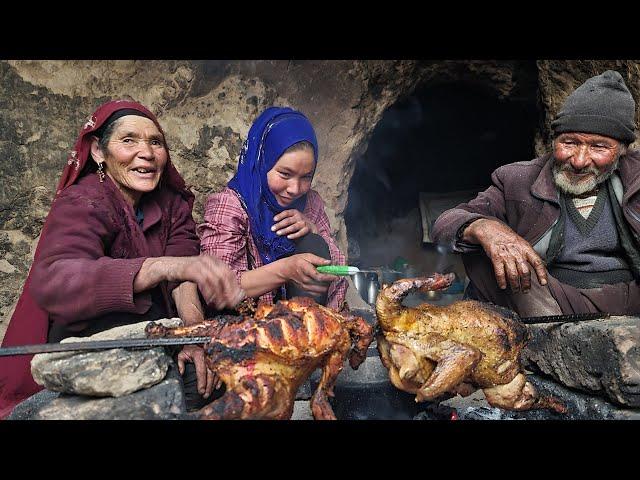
xmin=436 ymin=374 xmax=640 ymax=420
xmin=522 ymin=317 xmax=640 ymax=407
xmin=2 ymin=59 xmax=640 ymax=346
xmin=30 ymin=364 xmax=186 ymax=420
xmin=32 ymin=347 xmax=171 ymax=397
xmin=5 ymin=389 xmax=60 ymax=420
xmin=30 ymin=318 xmax=182 ymax=397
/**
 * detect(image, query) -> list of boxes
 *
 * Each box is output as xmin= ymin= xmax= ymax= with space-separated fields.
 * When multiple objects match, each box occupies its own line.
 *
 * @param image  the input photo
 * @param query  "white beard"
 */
xmin=552 ymin=157 xmax=619 ymax=196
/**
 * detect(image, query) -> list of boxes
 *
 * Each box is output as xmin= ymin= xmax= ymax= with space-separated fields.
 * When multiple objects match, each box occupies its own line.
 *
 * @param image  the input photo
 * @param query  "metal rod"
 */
xmin=0 ymin=336 xmax=212 ymax=357
xmin=520 ymin=312 xmax=610 ymax=324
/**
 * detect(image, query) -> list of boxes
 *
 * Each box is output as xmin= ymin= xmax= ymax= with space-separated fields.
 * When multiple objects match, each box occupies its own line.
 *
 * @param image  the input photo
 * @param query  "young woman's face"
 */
xmin=91 ymin=115 xmax=168 ymax=206
xmin=267 ymin=148 xmax=315 ymax=207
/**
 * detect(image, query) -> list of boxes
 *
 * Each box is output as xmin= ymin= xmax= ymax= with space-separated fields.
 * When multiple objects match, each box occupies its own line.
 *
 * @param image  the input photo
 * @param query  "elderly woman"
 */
xmin=0 ymin=100 xmax=244 ymax=418
xmin=198 ymin=107 xmax=347 ymax=309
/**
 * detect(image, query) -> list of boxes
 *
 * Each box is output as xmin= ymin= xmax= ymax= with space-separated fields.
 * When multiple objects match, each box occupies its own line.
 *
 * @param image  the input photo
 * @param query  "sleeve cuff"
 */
xmin=453 ymin=216 xmax=487 ymax=252
xmin=93 ymin=257 xmax=151 ymax=315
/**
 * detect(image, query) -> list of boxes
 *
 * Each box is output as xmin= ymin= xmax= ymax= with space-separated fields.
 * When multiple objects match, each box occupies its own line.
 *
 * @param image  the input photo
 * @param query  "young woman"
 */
xmin=198 ymin=107 xmax=348 ymax=309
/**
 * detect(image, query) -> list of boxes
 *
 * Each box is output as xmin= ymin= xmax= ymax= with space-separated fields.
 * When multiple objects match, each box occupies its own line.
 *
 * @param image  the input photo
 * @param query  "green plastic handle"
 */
xmin=316 ymin=265 xmax=358 ymax=276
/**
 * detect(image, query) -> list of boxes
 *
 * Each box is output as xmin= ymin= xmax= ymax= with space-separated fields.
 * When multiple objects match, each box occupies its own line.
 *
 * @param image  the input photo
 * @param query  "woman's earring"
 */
xmin=97 ymin=162 xmax=105 ymax=183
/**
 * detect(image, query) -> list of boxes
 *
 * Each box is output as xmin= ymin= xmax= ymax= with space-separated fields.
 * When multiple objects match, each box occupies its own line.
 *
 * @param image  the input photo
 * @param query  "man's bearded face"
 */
xmin=552 ymin=132 xmax=623 ymax=195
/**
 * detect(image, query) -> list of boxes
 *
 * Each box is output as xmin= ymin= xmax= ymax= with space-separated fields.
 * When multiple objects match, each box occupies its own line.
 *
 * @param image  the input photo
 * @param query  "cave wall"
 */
xmin=1 ymin=59 xmax=639 ymax=341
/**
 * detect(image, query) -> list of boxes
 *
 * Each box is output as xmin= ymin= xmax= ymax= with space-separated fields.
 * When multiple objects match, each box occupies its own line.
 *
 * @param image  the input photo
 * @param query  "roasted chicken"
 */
xmin=146 ymin=297 xmax=374 ymax=420
xmin=376 ymin=274 xmax=565 ymax=413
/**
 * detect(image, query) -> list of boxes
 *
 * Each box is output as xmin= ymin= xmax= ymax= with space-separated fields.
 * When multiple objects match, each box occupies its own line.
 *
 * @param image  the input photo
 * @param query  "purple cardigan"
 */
xmin=432 ymin=150 xmax=640 ymax=254
xmin=29 ymin=173 xmax=200 ymax=338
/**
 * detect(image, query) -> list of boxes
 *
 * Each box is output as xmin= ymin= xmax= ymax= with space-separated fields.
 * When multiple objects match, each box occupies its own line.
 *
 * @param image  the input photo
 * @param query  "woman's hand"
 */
xmin=177 ymin=256 xmax=246 ymax=310
xmin=136 ymin=256 xmax=244 ymax=310
xmin=272 ymin=209 xmax=318 ymax=240
xmin=281 ymin=253 xmax=338 ymax=295
xmin=177 ymin=344 xmax=222 ymax=399
xmin=463 ymin=218 xmax=548 ymax=293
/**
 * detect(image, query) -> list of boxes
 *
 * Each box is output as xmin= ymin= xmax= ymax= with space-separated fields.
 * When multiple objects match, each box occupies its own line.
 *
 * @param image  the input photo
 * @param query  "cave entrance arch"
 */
xmin=345 ymin=78 xmax=539 ymax=288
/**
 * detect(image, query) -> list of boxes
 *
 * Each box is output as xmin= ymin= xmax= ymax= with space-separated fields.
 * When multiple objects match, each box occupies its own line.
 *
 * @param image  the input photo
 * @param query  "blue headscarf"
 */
xmin=228 ymin=107 xmax=318 ymax=265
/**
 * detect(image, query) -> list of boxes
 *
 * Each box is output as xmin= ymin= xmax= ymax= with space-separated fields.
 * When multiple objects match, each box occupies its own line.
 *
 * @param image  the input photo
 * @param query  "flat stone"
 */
xmin=30 ymin=318 xmax=182 ymax=397
xmin=522 ymin=316 xmax=640 ymax=407
xmin=31 ymin=364 xmax=186 ymax=420
xmin=32 ymin=347 xmax=171 ymax=397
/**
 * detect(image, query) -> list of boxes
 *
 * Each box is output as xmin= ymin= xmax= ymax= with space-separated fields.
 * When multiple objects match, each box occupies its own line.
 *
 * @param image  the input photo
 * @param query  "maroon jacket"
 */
xmin=0 ymin=100 xmax=197 ymax=419
xmin=30 ymin=173 xmax=199 ymax=337
xmin=432 ymin=150 xmax=640 ymax=256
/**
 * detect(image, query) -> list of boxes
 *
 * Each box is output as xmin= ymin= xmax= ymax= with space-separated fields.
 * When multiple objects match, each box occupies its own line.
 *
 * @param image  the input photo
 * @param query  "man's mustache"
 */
xmin=556 ymin=163 xmax=599 ymax=176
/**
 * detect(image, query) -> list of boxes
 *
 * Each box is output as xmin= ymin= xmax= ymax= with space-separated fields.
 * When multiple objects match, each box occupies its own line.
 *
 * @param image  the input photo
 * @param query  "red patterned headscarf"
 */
xmin=0 ymin=100 xmax=191 ymax=419
xmin=56 ymin=99 xmax=193 ymax=205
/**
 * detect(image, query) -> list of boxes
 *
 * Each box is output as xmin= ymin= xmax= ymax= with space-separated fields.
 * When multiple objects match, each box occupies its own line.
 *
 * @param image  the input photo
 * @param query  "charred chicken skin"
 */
xmin=146 ymin=297 xmax=374 ymax=420
xmin=376 ymin=274 xmax=565 ymax=413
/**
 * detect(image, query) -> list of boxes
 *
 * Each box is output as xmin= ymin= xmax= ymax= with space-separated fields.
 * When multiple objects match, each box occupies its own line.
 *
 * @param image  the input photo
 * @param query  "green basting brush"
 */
xmin=316 ymin=265 xmax=376 ymax=276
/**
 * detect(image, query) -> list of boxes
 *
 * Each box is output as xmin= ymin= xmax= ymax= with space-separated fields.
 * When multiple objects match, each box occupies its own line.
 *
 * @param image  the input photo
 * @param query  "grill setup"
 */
xmin=294 ymin=304 xmax=640 ymax=421
xmin=7 ymin=296 xmax=640 ymax=420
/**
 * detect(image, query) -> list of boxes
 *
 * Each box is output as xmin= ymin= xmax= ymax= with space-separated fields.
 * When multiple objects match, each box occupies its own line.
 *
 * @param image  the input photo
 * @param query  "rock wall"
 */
xmin=2 ymin=59 xmax=639 ymax=342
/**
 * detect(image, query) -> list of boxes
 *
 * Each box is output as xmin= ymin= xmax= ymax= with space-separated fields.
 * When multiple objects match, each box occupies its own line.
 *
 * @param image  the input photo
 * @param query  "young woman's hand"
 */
xmin=272 ymin=209 xmax=318 ymax=239
xmin=282 ymin=253 xmax=337 ymax=295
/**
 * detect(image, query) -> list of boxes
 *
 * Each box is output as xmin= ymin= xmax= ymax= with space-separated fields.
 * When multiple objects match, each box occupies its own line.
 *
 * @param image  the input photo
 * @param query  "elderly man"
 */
xmin=432 ymin=70 xmax=640 ymax=317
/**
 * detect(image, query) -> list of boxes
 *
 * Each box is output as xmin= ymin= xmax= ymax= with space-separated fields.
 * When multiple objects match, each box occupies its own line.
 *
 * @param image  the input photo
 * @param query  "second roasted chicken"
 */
xmin=376 ymin=273 xmax=565 ymax=413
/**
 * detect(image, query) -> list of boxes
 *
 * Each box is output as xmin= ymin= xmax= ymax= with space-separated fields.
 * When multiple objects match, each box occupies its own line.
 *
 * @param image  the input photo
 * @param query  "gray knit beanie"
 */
xmin=551 ymin=70 xmax=637 ymax=144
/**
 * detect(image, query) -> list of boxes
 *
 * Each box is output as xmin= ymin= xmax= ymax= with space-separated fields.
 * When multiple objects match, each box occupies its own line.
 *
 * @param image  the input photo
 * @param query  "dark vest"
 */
xmin=547 ymin=179 xmax=640 ymax=289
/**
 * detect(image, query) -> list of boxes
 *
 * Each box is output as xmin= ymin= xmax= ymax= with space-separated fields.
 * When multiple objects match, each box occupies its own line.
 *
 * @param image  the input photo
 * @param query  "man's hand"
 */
xmin=272 ymin=210 xmax=318 ymax=240
xmin=463 ymin=218 xmax=548 ymax=292
xmin=177 ymin=344 xmax=222 ymax=399
xmin=282 ymin=253 xmax=337 ymax=295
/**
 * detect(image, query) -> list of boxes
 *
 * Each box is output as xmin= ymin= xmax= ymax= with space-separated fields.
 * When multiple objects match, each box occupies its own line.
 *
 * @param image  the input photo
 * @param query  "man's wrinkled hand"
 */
xmin=464 ymin=218 xmax=548 ymax=293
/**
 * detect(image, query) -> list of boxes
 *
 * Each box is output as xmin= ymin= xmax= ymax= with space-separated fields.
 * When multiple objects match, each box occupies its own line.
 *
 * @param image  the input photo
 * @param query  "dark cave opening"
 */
xmin=345 ymin=78 xmax=539 ymax=284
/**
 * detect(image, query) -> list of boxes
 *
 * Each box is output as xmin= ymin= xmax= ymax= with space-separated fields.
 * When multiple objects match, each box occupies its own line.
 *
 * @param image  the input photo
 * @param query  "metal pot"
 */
xmin=366 ymin=273 xmax=379 ymax=305
xmin=352 ymin=272 xmax=367 ymax=301
xmin=329 ymin=347 xmax=422 ymax=420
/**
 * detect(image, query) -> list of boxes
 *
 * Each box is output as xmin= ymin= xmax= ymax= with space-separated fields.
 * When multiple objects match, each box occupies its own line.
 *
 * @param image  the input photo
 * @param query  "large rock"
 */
xmin=30 ymin=364 xmax=186 ymax=420
xmin=6 ymin=389 xmax=60 ymax=420
xmin=522 ymin=316 xmax=640 ymax=407
xmin=433 ymin=374 xmax=640 ymax=420
xmin=30 ymin=318 xmax=182 ymax=397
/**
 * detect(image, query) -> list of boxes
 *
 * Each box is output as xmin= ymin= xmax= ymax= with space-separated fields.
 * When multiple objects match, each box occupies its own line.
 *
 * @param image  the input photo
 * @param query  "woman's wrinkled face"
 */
xmin=267 ymin=148 xmax=315 ymax=207
xmin=91 ymin=115 xmax=168 ymax=206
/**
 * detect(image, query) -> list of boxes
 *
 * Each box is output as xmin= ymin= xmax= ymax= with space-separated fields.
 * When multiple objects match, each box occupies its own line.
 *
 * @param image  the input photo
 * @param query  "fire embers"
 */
xmin=147 ymin=297 xmax=374 ymax=420
xmin=375 ymin=274 xmax=566 ymax=413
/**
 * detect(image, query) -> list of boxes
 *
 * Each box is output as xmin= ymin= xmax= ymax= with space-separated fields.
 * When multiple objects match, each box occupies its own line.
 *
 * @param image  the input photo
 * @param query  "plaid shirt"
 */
xmin=198 ymin=187 xmax=348 ymax=309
